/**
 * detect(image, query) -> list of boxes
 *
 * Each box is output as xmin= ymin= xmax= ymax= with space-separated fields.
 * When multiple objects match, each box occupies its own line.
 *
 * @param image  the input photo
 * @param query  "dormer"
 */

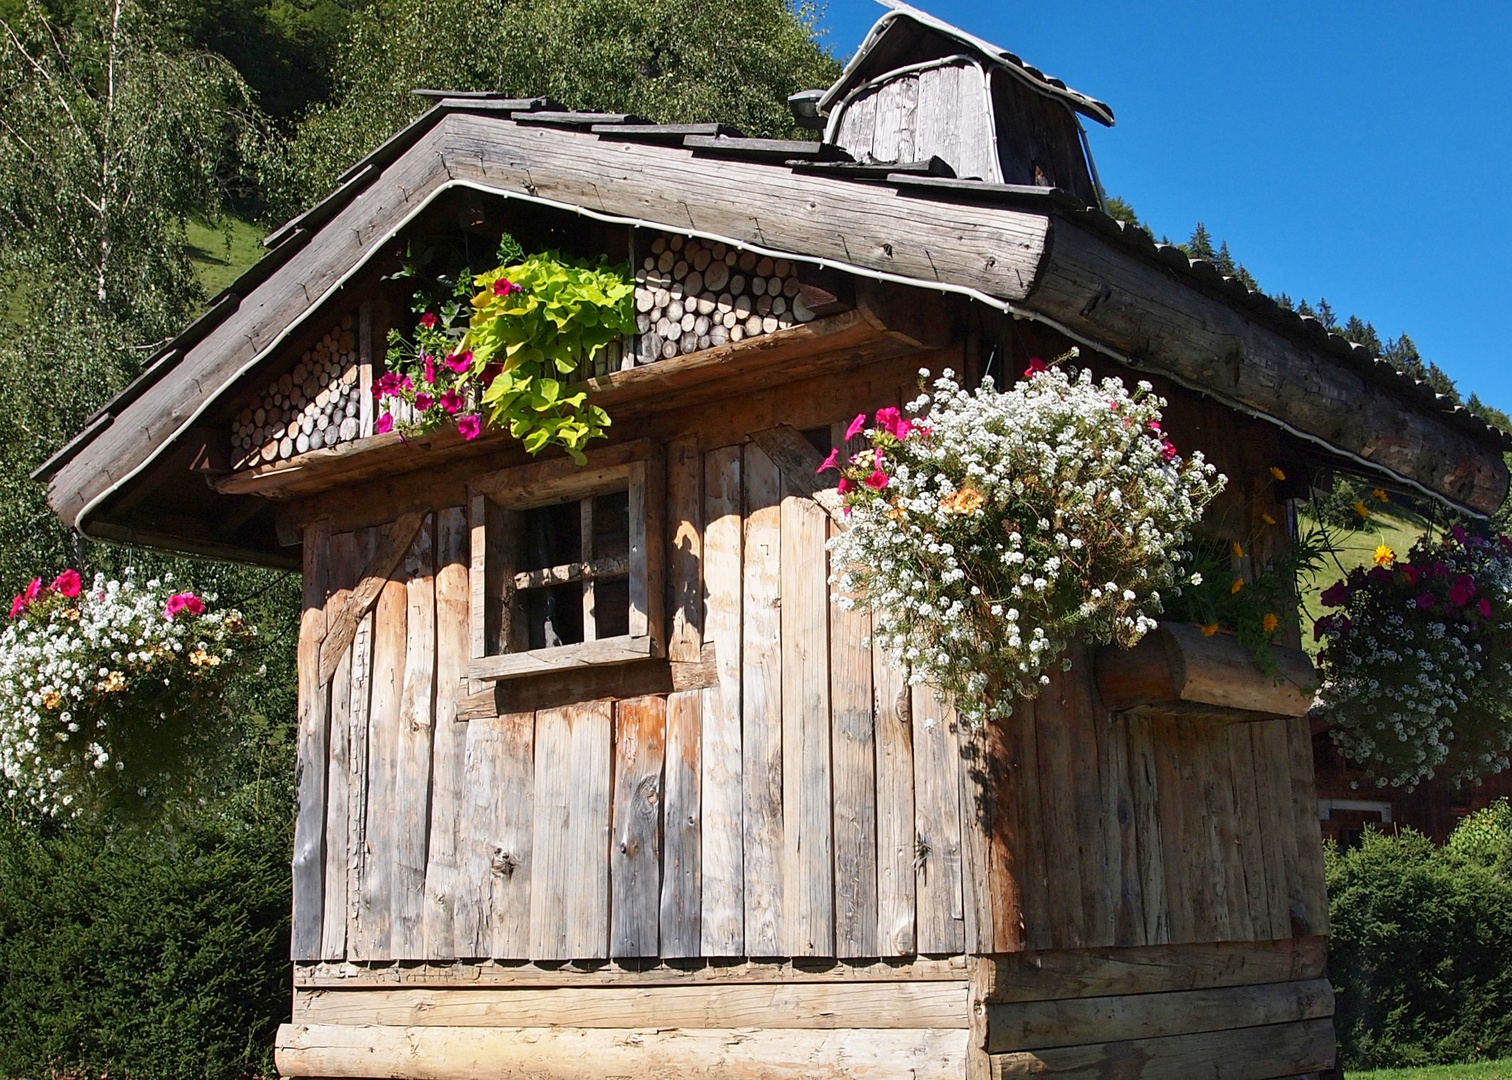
xmin=813 ymin=1 xmax=1112 ymax=204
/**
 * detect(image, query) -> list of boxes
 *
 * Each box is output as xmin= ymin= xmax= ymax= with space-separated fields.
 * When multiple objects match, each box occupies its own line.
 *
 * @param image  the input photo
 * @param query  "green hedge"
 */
xmin=1328 ymin=800 xmax=1512 ymax=1069
xmin=0 ymin=804 xmax=292 ymax=1080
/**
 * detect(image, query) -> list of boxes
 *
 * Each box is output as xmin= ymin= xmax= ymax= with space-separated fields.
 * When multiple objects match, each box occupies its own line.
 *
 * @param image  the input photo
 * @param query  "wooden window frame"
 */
xmin=467 ymin=440 xmax=664 ymax=683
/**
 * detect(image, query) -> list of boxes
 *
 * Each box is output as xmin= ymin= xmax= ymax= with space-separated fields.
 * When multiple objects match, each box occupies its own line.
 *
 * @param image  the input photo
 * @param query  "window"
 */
xmin=467 ymin=441 xmax=663 ymax=682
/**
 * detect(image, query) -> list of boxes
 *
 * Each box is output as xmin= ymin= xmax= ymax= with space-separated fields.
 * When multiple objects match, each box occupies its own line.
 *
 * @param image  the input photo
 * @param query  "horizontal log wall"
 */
xmin=288 ymin=374 xmax=1330 ymax=965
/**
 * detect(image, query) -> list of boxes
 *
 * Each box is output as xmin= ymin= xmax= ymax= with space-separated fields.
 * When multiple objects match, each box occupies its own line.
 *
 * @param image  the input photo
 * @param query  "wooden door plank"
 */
xmin=1034 ymin=670 xmax=1085 ymax=950
xmin=343 ymin=527 xmax=377 ymax=959
xmin=873 ymin=634 xmax=916 ymax=957
xmin=667 ymin=436 xmax=703 ymax=661
xmin=393 ymin=515 xmax=437 ymax=958
xmin=1226 ymin=722 xmax=1275 ymax=942
xmin=1207 ymin=725 xmax=1254 ymax=942
xmin=292 ymin=521 xmax=332 ymax=961
xmin=1009 ymin=699 xmax=1052 ymax=952
xmin=1254 ymin=717 xmax=1305 ymax=940
xmin=530 ymin=700 xmax=613 ymax=959
xmin=781 ymin=489 xmax=833 ymax=957
xmin=742 ymin=443 xmax=785 ymax=957
xmin=700 ymin=444 xmax=744 ymax=956
xmin=1100 ymin=711 xmax=1143 ymax=948
xmin=610 ymin=695 xmax=667 ymax=957
xmin=830 ymin=519 xmax=878 ymax=958
xmin=355 ymin=526 xmax=410 ymax=961
xmin=453 ymin=710 xmax=534 ymax=958
xmin=321 ymin=530 xmax=358 ymax=960
xmin=661 ymin=689 xmax=703 ymax=957
xmin=423 ymin=507 xmax=470 ymax=959
xmin=912 ymin=686 xmax=965 ymax=955
xmin=1061 ymin=658 xmax=1115 ymax=947
xmin=1286 ymin=716 xmax=1330 ymax=938
xmin=1149 ymin=715 xmax=1195 ymax=944
xmin=1124 ymin=714 xmax=1170 ymax=946
xmin=1246 ymin=722 xmax=1291 ymax=941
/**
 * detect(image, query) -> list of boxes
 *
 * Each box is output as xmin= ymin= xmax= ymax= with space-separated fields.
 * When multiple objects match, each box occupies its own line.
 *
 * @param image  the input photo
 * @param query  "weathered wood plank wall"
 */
xmin=294 ymin=436 xmax=1328 ymax=966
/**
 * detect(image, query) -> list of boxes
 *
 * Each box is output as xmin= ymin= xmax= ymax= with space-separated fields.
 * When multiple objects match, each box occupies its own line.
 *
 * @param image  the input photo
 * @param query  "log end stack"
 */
xmin=231 ymin=310 xmax=363 ymax=469
xmin=631 ymin=235 xmax=829 ymax=365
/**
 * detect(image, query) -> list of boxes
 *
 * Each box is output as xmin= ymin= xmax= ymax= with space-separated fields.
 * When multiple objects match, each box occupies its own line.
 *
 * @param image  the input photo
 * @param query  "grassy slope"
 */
xmin=1349 ymin=1060 xmax=1512 ymax=1079
xmin=1297 ymin=503 xmax=1431 ymax=656
xmin=187 ymin=215 xmax=267 ymax=298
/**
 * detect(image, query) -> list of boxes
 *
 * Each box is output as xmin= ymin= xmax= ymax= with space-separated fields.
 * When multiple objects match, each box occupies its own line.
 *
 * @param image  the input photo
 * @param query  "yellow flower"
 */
xmin=1262 ymin=612 xmax=1279 ymax=633
xmin=189 ymin=649 xmax=221 ymax=668
xmin=940 ymin=487 xmax=985 ymax=515
xmin=1373 ymin=488 xmax=1389 ymax=502
xmin=1231 ymin=541 xmax=1245 ymax=558
xmin=1231 ymin=579 xmax=1245 ymax=594
xmin=1353 ymin=501 xmax=1370 ymax=519
xmin=42 ymin=692 xmax=61 ymax=709
xmin=1261 ymin=513 xmax=1277 ymax=526
xmin=1373 ymin=545 xmax=1396 ymax=568
xmin=1200 ymin=623 xmax=1219 ymax=637
xmin=98 ymin=671 xmax=125 ymax=693
xmin=1270 ymin=466 xmax=1286 ymax=481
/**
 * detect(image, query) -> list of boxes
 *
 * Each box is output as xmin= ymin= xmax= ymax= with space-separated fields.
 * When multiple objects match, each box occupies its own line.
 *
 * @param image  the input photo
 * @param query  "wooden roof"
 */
xmin=36 ymin=98 xmax=1510 ymax=564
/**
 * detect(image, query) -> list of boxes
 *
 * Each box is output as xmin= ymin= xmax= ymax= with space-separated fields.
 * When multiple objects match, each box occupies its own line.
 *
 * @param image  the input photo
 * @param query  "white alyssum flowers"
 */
xmin=0 ymin=571 xmax=252 ymax=816
xmin=827 ymin=360 xmax=1225 ymax=727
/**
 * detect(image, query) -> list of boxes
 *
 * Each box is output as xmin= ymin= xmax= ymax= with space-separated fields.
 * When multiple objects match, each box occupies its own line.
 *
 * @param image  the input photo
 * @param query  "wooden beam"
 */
xmin=467 ymin=634 xmax=654 ymax=683
xmin=1028 ymin=219 xmax=1509 ymax=515
xmin=748 ymin=424 xmax=847 ymax=525
xmin=316 ymin=511 xmax=425 ymax=685
xmin=1095 ymin=622 xmax=1317 ymax=719
xmin=513 ymin=554 xmax=629 ymax=592
xmin=277 ymin=1023 xmax=971 ymax=1080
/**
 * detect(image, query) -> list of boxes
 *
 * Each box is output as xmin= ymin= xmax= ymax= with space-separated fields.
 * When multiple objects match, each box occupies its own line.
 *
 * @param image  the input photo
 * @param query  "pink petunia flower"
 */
xmin=419 ymin=313 xmax=438 ymax=330
xmin=163 ymin=592 xmax=204 ymax=621
xmin=1161 ymin=440 xmax=1178 ymax=462
xmin=1148 ymin=421 xmax=1162 ymax=434
xmin=1320 ymin=582 xmax=1350 ymax=607
xmin=844 ymin=412 xmax=867 ymax=441
xmin=423 ymin=354 xmax=437 ymax=384
xmin=837 ymin=476 xmax=853 ymax=495
xmin=816 ymin=448 xmax=839 ymax=474
xmin=51 ymin=569 xmax=81 ymax=598
xmin=375 ymin=413 xmax=394 ymax=435
xmin=456 ymin=414 xmax=482 ymax=440
xmin=1479 ymin=598 xmax=1494 ymax=618
xmin=1023 ymin=357 xmax=1048 ymax=378
xmin=414 ymin=393 xmax=434 ymax=411
xmin=440 ymin=389 xmax=464 ymax=414
xmin=1415 ymin=592 xmax=1437 ymax=609
xmin=864 ymin=469 xmax=889 ymax=490
xmin=445 ymin=350 xmax=472 ymax=374
xmin=9 ymin=593 xmax=28 ymax=618
xmin=24 ymin=579 xmax=41 ymax=603
xmin=492 ymin=278 xmax=522 ymax=297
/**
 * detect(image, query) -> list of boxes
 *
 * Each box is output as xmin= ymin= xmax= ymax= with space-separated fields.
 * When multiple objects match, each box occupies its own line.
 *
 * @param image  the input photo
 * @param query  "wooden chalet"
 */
xmin=36 ymin=3 xmax=1511 ymax=1078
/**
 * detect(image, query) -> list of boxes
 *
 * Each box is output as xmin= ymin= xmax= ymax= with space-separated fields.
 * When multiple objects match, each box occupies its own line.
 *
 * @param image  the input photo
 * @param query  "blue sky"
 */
xmin=813 ymin=1 xmax=1512 ymax=413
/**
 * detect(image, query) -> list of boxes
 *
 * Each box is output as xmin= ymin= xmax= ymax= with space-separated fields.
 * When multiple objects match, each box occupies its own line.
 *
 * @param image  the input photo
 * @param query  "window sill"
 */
xmin=466 ymin=634 xmax=655 ymax=683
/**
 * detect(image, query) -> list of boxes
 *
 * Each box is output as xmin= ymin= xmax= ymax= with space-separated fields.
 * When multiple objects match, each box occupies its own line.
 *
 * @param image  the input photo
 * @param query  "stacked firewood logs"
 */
xmin=633 ymin=236 xmax=815 ymax=364
xmin=231 ymin=312 xmax=363 ymax=467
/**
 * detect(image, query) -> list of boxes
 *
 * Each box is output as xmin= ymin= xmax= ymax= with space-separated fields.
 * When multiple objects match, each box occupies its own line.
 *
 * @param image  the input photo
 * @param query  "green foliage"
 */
xmin=1327 ymin=812 xmax=1512 ymax=1069
xmin=270 ymin=0 xmax=841 ymax=215
xmin=470 ymin=254 xmax=632 ymax=458
xmin=0 ymin=799 xmax=292 ymax=1080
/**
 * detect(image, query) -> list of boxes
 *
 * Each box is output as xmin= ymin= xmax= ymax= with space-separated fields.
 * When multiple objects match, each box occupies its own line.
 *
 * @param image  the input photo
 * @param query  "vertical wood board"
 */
xmin=610 ymin=695 xmax=667 ymax=957
xmin=660 ymin=689 xmax=703 ymax=957
xmin=292 ymin=522 xmax=332 ymax=960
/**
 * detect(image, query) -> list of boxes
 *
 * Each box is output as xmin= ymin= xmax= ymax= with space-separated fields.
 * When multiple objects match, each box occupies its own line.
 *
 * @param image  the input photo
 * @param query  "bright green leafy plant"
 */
xmin=380 ymin=235 xmax=635 ymax=462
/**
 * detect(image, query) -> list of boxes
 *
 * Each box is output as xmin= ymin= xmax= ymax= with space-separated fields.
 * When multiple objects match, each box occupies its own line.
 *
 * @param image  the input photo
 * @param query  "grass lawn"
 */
xmin=1296 ymin=503 xmax=1430 ymax=656
xmin=187 ymin=215 xmax=266 ymax=298
xmin=1348 ymin=1061 xmax=1512 ymax=1079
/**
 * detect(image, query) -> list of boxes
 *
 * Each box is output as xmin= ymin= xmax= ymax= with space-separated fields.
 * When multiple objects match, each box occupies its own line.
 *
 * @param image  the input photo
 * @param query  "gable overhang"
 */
xmin=40 ymin=103 xmax=1509 ymax=566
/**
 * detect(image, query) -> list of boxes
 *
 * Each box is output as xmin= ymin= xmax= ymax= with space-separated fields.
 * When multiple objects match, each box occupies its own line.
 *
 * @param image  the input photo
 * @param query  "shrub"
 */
xmin=0 ymin=803 xmax=292 ymax=1080
xmin=1328 ymin=802 xmax=1512 ymax=1069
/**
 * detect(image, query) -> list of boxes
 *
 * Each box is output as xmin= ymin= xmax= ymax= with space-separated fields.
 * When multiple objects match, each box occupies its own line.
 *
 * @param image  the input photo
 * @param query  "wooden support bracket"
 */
xmin=315 ymin=510 xmax=424 ymax=684
xmin=747 ymin=424 xmax=847 ymax=526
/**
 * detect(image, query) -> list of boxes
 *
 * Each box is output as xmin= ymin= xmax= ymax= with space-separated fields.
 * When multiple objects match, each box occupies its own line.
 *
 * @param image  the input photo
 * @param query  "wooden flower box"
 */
xmin=1095 ymin=621 xmax=1318 ymax=720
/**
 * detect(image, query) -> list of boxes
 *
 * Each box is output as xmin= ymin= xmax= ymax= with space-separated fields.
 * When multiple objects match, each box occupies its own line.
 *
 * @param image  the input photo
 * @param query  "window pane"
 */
xmin=593 ymin=577 xmax=630 ymax=639
xmin=522 ymin=502 xmax=581 ymax=571
xmin=526 ymin=583 xmax=585 ymax=649
xmin=591 ymin=491 xmax=630 ymax=561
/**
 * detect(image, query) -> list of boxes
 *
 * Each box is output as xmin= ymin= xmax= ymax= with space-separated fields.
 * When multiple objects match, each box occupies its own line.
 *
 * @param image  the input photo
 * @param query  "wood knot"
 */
xmin=490 ymin=847 xmax=518 ymax=877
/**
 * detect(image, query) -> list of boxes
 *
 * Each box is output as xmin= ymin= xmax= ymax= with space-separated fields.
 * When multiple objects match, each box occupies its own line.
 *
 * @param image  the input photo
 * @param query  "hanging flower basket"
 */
xmin=1313 ymin=528 xmax=1512 ymax=787
xmin=0 ymin=570 xmax=255 ymax=816
xmin=826 ymin=355 xmax=1225 ymax=726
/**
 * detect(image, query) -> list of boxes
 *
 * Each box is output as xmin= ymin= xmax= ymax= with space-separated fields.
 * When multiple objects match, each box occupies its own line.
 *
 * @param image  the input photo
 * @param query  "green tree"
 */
xmin=1184 ymin=222 xmax=1215 ymax=260
xmin=271 ymin=0 xmax=841 ymax=214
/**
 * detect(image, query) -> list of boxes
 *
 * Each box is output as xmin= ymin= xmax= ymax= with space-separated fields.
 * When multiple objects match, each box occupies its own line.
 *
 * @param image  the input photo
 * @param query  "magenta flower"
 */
xmin=816 ymin=448 xmax=839 ymax=474
xmin=423 ymin=354 xmax=437 ymax=384
xmin=1415 ymin=592 xmax=1436 ymax=609
xmin=414 ymin=392 xmax=434 ymax=412
xmin=445 ymin=350 xmax=472 ymax=374
xmin=51 ymin=569 xmax=81 ymax=598
xmin=1023 ymin=357 xmax=1048 ymax=378
xmin=1148 ymin=421 xmax=1162 ymax=434
xmin=1161 ymin=440 xmax=1178 ymax=462
xmin=163 ymin=592 xmax=204 ymax=621
xmin=492 ymin=277 xmax=522 ymax=297
xmin=844 ymin=412 xmax=867 ymax=441
xmin=864 ymin=469 xmax=888 ymax=490
xmin=837 ymin=476 xmax=853 ymax=495
xmin=8 ymin=593 xmax=27 ymax=618
xmin=456 ymin=414 xmax=482 ymax=441
xmin=1479 ymin=598 xmax=1494 ymax=618
xmin=419 ymin=313 xmax=438 ymax=330
xmin=375 ymin=413 xmax=394 ymax=435
xmin=1320 ymin=582 xmax=1350 ymax=607
xmin=440 ymin=389 xmax=463 ymax=414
